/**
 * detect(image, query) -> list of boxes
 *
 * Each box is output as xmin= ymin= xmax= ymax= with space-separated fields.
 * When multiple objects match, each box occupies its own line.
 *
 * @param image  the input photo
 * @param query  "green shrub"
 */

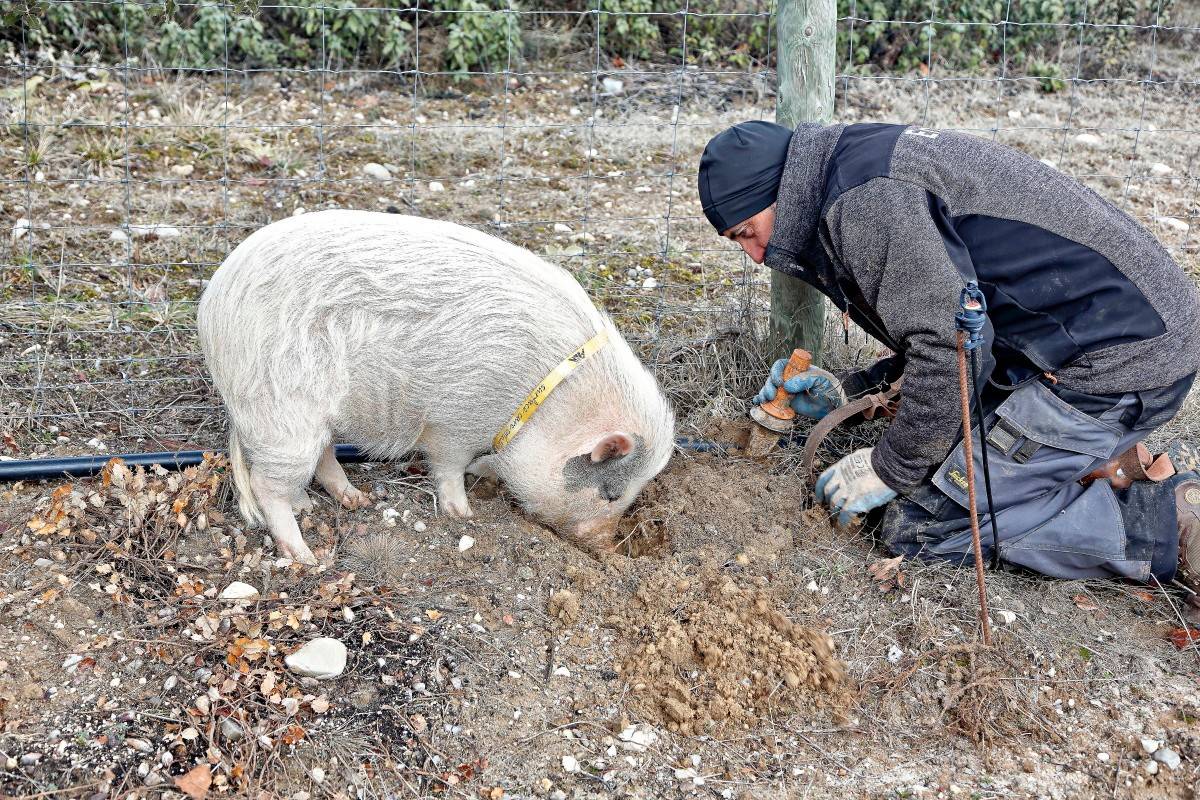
xmin=435 ymin=0 xmax=522 ymax=75
xmin=841 ymin=0 xmax=1174 ymax=77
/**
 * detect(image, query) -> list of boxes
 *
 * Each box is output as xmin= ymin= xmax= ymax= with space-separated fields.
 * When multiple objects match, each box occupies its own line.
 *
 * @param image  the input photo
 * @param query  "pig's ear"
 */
xmin=591 ymin=432 xmax=635 ymax=463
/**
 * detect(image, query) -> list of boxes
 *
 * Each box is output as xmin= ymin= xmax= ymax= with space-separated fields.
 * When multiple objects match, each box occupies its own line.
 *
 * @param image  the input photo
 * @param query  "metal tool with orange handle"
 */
xmin=747 ymin=348 xmax=813 ymax=458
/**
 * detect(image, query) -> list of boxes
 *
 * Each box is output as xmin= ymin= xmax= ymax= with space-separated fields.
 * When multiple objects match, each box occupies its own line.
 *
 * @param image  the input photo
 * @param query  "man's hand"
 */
xmin=815 ymin=447 xmax=898 ymax=527
xmin=753 ymin=359 xmax=846 ymax=420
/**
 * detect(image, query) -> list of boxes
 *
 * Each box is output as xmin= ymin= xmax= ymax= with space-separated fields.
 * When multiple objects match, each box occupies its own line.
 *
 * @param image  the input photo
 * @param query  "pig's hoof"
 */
xmin=276 ymin=539 xmax=319 ymax=566
xmin=443 ymin=498 xmax=474 ymax=519
xmin=338 ymin=487 xmax=372 ymax=511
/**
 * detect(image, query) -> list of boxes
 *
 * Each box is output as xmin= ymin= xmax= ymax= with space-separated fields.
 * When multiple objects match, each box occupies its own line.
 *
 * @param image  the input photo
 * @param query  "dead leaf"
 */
xmin=867 ymin=555 xmax=906 ymax=591
xmin=1167 ymin=627 xmax=1200 ymax=650
xmin=174 ymin=764 xmax=212 ymax=799
xmin=1072 ymin=594 xmax=1100 ymax=612
xmin=311 ymin=695 xmax=330 ymax=713
xmin=1130 ymin=589 xmax=1156 ymax=603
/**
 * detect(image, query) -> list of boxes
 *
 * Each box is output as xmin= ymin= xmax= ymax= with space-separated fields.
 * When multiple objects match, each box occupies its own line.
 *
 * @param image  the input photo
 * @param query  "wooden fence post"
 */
xmin=770 ymin=0 xmax=837 ymax=363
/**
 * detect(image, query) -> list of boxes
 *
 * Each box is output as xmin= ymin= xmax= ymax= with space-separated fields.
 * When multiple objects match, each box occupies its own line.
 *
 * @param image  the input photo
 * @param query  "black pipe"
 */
xmin=1 ymin=439 xmax=728 ymax=481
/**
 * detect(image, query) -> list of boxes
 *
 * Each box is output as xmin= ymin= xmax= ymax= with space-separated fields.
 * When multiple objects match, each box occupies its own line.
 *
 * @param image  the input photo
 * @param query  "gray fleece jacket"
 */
xmin=763 ymin=122 xmax=1200 ymax=493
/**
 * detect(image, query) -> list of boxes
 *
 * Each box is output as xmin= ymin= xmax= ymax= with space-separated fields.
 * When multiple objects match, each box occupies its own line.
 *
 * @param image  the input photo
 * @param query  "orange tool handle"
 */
xmin=761 ymin=348 xmax=813 ymax=421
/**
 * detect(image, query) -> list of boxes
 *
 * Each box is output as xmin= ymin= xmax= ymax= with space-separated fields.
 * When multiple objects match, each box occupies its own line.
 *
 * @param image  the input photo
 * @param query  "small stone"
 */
xmin=562 ymin=755 xmax=580 ymax=773
xmin=1140 ymin=737 xmax=1161 ymax=754
xmin=618 ymin=724 xmax=658 ymax=752
xmin=1097 ymin=752 xmax=1110 ymax=763
xmin=1075 ymin=133 xmax=1103 ymax=147
xmin=4 ymin=757 xmax=15 ymax=770
xmin=1153 ymin=747 xmax=1181 ymax=771
xmin=62 ymin=654 xmax=84 ymax=672
xmin=887 ymin=644 xmax=903 ymax=663
xmin=293 ymin=207 xmax=306 ymax=216
xmin=221 ymin=718 xmax=244 ymax=741
xmin=312 ymin=767 xmax=325 ymax=783
xmin=429 ymin=181 xmax=445 ymax=192
xmin=413 ymin=520 xmax=427 ymax=533
xmin=1145 ymin=760 xmax=1159 ymax=775
xmin=995 ymin=610 xmax=1017 ymax=626
xmin=602 ymin=77 xmax=623 ymax=95
xmin=806 ymin=580 xmax=819 ymax=593
xmin=458 ymin=535 xmax=475 ymax=552
xmin=109 ymin=229 xmax=129 ymax=242
xmin=553 ymin=223 xmax=573 ymax=233
xmin=19 ymin=753 xmax=41 ymax=766
xmin=34 ymin=557 xmax=54 ymax=568
xmin=1158 ymin=217 xmax=1190 ymax=233
xmin=342 ymin=606 xmax=355 ymax=622
xmin=363 ymin=163 xmax=391 ymax=181
xmin=163 ymin=675 xmax=177 ymax=692
xmin=219 ymin=581 xmax=259 ymax=601
xmin=550 ymin=792 xmax=567 ymax=800
xmin=642 ymin=277 xmax=659 ymax=290
xmin=553 ymin=666 xmax=571 ymax=677
xmin=285 ymin=638 xmax=348 ymax=680
xmin=1007 ymin=109 xmax=1022 ymax=119
xmin=125 ymin=737 xmax=153 ymax=753
xmin=517 ymin=566 xmax=534 ymax=581
xmin=11 ymin=218 xmax=31 ymax=241
xmin=170 ymin=163 xmax=194 ymax=177
xmin=1149 ymin=162 xmax=1172 ymax=176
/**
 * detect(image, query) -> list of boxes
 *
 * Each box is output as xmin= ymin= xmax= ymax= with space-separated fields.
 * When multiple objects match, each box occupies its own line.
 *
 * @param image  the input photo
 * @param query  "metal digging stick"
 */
xmin=956 ymin=286 xmax=994 ymax=647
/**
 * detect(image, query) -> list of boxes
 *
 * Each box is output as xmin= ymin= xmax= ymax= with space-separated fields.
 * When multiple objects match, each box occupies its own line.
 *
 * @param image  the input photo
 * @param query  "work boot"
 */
xmin=1177 ymin=475 xmax=1200 ymax=595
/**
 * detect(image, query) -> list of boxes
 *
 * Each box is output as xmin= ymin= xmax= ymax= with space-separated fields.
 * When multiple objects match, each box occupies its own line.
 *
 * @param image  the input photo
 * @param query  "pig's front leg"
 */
xmin=434 ymin=466 xmax=473 ymax=519
xmin=314 ymin=445 xmax=372 ymax=510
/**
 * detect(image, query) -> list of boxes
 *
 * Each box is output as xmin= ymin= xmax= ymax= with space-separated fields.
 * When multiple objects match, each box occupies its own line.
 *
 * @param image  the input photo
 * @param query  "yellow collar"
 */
xmin=492 ymin=329 xmax=610 ymax=451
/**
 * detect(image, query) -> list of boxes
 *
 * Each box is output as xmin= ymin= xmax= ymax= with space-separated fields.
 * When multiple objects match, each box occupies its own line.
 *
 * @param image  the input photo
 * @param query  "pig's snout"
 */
xmin=571 ymin=516 xmax=622 ymax=552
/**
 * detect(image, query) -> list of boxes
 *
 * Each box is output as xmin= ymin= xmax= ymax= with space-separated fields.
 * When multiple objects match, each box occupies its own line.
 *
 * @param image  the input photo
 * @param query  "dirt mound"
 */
xmin=612 ymin=566 xmax=848 ymax=735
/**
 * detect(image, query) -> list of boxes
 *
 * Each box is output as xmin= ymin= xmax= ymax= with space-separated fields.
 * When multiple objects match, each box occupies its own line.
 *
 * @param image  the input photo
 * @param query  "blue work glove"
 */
xmin=814 ymin=447 xmax=898 ymax=528
xmin=752 ymin=359 xmax=846 ymax=421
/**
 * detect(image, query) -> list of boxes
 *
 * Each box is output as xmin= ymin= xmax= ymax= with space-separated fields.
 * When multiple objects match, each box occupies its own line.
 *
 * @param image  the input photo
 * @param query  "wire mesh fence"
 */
xmin=0 ymin=0 xmax=1197 ymax=461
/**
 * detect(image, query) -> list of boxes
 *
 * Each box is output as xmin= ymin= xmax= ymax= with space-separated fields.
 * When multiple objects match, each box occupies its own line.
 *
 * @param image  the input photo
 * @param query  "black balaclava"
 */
xmin=697 ymin=120 xmax=793 ymax=233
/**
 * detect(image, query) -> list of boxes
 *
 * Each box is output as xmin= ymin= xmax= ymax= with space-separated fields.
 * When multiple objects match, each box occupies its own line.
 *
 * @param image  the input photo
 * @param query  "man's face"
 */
xmin=722 ymin=204 xmax=776 ymax=264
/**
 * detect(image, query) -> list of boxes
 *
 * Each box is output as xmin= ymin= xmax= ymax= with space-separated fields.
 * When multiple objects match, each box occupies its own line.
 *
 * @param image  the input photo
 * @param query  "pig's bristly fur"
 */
xmin=197 ymin=210 xmax=675 ymax=562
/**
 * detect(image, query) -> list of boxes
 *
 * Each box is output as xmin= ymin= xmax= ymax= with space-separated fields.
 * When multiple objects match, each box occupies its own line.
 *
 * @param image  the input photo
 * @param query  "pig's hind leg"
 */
xmin=314 ymin=445 xmax=372 ymax=510
xmin=250 ymin=467 xmax=319 ymax=565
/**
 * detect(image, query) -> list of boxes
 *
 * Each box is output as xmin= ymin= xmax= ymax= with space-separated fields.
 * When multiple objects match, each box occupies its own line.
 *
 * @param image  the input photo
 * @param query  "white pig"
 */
xmin=197 ymin=210 xmax=675 ymax=563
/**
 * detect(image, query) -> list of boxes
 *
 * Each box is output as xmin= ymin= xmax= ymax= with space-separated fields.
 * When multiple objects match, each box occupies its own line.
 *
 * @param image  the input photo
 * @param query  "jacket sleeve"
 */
xmin=824 ymin=178 xmax=980 ymax=493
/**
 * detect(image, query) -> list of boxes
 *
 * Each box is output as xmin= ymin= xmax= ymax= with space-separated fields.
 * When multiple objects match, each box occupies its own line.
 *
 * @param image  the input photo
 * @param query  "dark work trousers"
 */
xmin=879 ymin=372 xmax=1196 ymax=582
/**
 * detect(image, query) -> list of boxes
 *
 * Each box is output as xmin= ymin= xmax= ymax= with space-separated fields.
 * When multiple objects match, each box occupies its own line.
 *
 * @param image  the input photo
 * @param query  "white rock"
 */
xmin=618 ymin=724 xmax=658 ymax=752
xmin=562 ymin=755 xmax=580 ymax=773
xmin=806 ymin=580 xmax=819 ymax=593
xmin=1140 ymin=737 xmax=1161 ymax=754
xmin=312 ymin=767 xmax=325 ymax=783
xmin=363 ymin=163 xmax=391 ymax=181
xmin=1039 ymin=158 xmax=1058 ymax=170
xmin=995 ymin=610 xmax=1017 ymax=626
xmin=1075 ymin=133 xmax=1103 ymax=147
xmin=219 ymin=581 xmax=259 ymax=601
xmin=602 ymin=77 xmax=624 ymax=95
xmin=553 ymin=222 xmax=573 ymax=233
xmin=109 ymin=229 xmax=129 ymax=242
xmin=674 ymin=767 xmax=699 ymax=781
xmin=1158 ymin=217 xmax=1190 ymax=233
xmin=1007 ymin=109 xmax=1022 ymax=119
xmin=292 ymin=207 xmax=306 ymax=217
xmin=887 ymin=644 xmax=903 ymax=664
xmin=642 ymin=277 xmax=659 ymax=290
xmin=1097 ymin=752 xmax=1110 ymax=762
xmin=429 ymin=181 xmax=445 ymax=192
xmin=285 ymin=637 xmax=347 ymax=680
xmin=413 ymin=520 xmax=427 ymax=533
xmin=1149 ymin=162 xmax=1172 ymax=176
xmin=1145 ymin=760 xmax=1159 ymax=775
xmin=62 ymin=654 xmax=84 ymax=672
xmin=342 ymin=606 xmax=355 ymax=622
xmin=1153 ymin=747 xmax=1181 ymax=771
xmin=129 ymin=224 xmax=181 ymax=239
xmin=170 ymin=163 xmax=194 ymax=177
xmin=458 ymin=535 xmax=475 ymax=552
xmin=11 ymin=218 xmax=30 ymax=241
xmin=553 ymin=666 xmax=571 ymax=677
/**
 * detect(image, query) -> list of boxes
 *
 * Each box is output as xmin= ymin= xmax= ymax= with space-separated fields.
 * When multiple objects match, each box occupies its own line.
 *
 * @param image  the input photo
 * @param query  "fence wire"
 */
xmin=1 ymin=1 xmax=1197 ymax=460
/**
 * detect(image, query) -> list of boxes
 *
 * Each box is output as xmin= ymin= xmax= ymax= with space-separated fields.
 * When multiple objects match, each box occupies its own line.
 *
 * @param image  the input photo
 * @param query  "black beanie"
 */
xmin=697 ymin=120 xmax=793 ymax=233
